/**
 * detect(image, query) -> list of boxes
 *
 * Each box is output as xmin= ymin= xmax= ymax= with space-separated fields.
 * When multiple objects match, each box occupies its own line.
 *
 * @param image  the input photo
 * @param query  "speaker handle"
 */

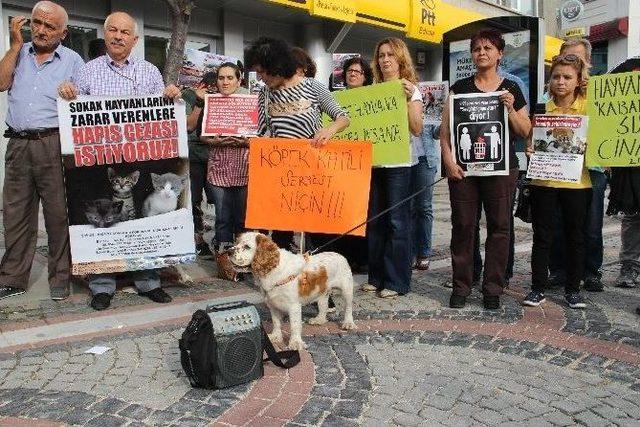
xmin=206 ymin=300 xmax=252 ymax=312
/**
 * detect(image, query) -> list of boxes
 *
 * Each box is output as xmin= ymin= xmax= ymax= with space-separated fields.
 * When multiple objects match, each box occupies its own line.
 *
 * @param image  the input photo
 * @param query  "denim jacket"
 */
xmin=420 ymin=123 xmax=440 ymax=168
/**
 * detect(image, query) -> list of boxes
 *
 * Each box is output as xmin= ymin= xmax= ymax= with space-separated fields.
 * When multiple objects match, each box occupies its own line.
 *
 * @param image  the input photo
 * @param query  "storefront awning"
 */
xmin=265 ymin=0 xmax=562 ymax=61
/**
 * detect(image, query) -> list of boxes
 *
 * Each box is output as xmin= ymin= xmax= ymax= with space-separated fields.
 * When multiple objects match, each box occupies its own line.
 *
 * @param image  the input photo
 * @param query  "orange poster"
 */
xmin=246 ymin=138 xmax=372 ymax=236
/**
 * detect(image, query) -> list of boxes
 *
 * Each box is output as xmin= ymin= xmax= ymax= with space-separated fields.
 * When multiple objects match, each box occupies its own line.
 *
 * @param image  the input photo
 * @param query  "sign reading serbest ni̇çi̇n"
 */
xmin=245 ymin=138 xmax=372 ymax=236
xmin=324 ymin=80 xmax=410 ymax=166
xmin=586 ymin=72 xmax=640 ymax=167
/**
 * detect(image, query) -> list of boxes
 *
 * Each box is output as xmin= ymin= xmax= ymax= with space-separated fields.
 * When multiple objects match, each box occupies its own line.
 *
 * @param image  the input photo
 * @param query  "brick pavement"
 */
xmin=0 ymin=181 xmax=638 ymax=426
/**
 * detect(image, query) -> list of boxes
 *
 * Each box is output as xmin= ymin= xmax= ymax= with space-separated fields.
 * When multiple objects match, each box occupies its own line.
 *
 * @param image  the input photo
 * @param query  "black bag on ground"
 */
xmin=179 ymin=303 xmax=300 ymax=390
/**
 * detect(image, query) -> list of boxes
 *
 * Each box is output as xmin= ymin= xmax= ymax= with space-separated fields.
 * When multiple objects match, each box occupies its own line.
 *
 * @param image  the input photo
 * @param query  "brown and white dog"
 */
xmin=229 ymin=232 xmax=356 ymax=350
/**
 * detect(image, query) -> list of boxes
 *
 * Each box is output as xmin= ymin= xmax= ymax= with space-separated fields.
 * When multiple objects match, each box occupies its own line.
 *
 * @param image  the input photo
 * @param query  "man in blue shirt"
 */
xmin=0 ymin=1 xmax=84 ymax=301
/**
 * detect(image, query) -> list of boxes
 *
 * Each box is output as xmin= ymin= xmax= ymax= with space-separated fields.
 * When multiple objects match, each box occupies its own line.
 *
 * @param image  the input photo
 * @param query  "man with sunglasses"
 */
xmin=0 ymin=1 xmax=84 ymax=301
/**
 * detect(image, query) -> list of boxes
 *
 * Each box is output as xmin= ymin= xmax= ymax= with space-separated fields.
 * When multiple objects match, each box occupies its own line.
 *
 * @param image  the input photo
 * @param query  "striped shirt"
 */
xmin=258 ymin=77 xmax=347 ymax=138
xmin=73 ymin=54 xmax=165 ymax=96
xmin=207 ymin=146 xmax=249 ymax=187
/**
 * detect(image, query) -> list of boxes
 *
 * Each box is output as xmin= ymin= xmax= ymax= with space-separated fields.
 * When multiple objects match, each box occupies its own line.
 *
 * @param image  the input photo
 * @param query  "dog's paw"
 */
xmin=287 ymin=338 xmax=307 ymax=351
xmin=341 ymin=320 xmax=357 ymax=330
xmin=307 ymin=315 xmax=328 ymax=325
xmin=267 ymin=333 xmax=284 ymax=348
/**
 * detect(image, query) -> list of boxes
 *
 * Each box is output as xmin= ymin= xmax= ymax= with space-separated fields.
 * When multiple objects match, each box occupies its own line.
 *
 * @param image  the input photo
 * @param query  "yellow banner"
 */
xmin=354 ymin=0 xmax=409 ymax=31
xmin=407 ymin=0 xmax=482 ymax=43
xmin=310 ymin=0 xmax=356 ymax=22
xmin=264 ymin=0 xmax=309 ymax=10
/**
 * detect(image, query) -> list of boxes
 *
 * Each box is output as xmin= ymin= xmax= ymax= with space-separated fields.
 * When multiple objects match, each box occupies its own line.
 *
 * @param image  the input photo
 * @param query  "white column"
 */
xmin=109 ymin=0 xmax=145 ymax=59
xmin=628 ymin=0 xmax=640 ymax=58
xmin=223 ymin=10 xmax=244 ymax=59
xmin=302 ymin=23 xmax=332 ymax=87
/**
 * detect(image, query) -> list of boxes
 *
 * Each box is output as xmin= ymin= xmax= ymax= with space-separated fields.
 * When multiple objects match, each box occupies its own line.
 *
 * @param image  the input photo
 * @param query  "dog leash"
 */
xmin=307 ymin=176 xmax=446 ymax=256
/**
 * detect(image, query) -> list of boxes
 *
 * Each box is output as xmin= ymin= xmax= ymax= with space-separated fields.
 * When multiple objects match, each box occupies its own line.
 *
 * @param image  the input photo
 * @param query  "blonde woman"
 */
xmin=361 ymin=37 xmax=423 ymax=298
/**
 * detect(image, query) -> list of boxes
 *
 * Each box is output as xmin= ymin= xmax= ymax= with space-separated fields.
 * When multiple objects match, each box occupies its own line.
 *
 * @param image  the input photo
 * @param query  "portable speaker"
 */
xmin=205 ymin=301 xmax=263 ymax=389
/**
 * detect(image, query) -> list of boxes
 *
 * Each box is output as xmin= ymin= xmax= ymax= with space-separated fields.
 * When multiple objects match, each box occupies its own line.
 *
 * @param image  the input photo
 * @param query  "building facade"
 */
xmin=545 ymin=0 xmax=639 ymax=74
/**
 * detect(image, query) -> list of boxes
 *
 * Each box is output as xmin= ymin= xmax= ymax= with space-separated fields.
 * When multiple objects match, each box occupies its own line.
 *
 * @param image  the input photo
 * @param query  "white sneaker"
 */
xmin=361 ymin=283 xmax=378 ymax=292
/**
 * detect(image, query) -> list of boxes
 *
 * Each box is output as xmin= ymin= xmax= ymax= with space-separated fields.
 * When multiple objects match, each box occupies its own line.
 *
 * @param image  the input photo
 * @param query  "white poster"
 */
xmin=58 ymin=95 xmax=195 ymax=275
xmin=417 ymin=81 xmax=449 ymax=124
xmin=527 ymin=114 xmax=588 ymax=183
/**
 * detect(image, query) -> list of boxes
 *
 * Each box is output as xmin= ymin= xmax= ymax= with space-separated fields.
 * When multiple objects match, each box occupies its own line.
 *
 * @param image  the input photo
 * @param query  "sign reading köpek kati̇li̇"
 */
xmin=58 ymin=95 xmax=195 ymax=275
xmin=527 ymin=115 xmax=588 ymax=183
xmin=450 ymin=92 xmax=509 ymax=176
xmin=201 ymin=94 xmax=260 ymax=137
xmin=324 ymin=80 xmax=410 ymax=166
xmin=586 ymin=71 xmax=640 ymax=167
xmin=245 ymin=138 xmax=372 ymax=236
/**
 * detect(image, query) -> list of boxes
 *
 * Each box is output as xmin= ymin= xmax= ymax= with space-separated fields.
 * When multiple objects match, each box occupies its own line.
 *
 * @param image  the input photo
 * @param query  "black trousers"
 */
xmin=189 ymin=160 xmax=208 ymax=234
xmin=530 ymin=186 xmax=591 ymax=293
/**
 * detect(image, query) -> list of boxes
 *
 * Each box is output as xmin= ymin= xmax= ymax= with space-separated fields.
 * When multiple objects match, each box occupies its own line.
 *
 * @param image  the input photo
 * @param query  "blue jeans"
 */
xmin=367 ymin=167 xmax=412 ymax=294
xmin=208 ymin=184 xmax=247 ymax=249
xmin=88 ymin=270 xmax=160 ymax=296
xmin=549 ymin=170 xmax=607 ymax=280
xmin=411 ymin=157 xmax=437 ymax=259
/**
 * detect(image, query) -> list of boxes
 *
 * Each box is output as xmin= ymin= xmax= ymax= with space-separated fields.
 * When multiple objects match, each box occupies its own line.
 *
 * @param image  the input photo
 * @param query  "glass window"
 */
xmin=591 ymin=41 xmax=608 ymax=76
xmin=8 ymin=17 xmax=98 ymax=60
xmin=144 ymin=35 xmax=168 ymax=72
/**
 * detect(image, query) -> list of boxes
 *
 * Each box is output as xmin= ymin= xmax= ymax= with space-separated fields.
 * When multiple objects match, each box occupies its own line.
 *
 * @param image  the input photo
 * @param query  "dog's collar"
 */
xmin=273 ymin=273 xmax=300 ymax=288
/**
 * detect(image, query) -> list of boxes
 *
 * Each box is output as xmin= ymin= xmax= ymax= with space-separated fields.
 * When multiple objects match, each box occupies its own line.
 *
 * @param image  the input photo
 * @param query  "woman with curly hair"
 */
xmin=245 ymin=37 xmax=350 ymax=250
xmin=360 ymin=37 xmax=423 ymax=299
xmin=342 ymin=56 xmax=373 ymax=89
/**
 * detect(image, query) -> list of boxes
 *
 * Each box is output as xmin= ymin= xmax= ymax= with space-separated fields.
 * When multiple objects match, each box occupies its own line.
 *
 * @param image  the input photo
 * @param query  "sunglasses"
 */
xmin=552 ymin=54 xmax=582 ymax=64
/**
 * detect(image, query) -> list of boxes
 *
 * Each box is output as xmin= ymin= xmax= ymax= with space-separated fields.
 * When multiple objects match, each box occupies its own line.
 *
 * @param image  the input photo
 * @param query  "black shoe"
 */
xmin=449 ymin=294 xmax=466 ymax=308
xmin=583 ymin=276 xmax=604 ymax=292
xmin=483 ymin=295 xmax=500 ymax=310
xmin=140 ymin=288 xmax=172 ymax=303
xmin=196 ymin=242 xmax=214 ymax=258
xmin=90 ymin=293 xmax=112 ymax=310
xmin=565 ymin=292 xmax=586 ymax=309
xmin=0 ymin=286 xmax=25 ymax=300
xmin=523 ymin=291 xmax=545 ymax=307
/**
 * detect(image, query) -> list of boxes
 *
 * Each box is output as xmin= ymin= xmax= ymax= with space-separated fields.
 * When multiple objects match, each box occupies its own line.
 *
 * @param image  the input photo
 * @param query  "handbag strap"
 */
xmin=261 ymin=327 xmax=300 ymax=369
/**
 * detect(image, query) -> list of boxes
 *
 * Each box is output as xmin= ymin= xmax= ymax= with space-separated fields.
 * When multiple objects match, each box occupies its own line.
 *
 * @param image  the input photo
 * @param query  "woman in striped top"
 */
xmin=245 ymin=37 xmax=350 ymax=249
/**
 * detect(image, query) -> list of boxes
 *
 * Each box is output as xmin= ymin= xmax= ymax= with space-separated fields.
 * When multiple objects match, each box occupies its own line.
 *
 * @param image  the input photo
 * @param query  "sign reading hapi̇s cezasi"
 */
xmin=450 ymin=91 xmax=509 ymax=176
xmin=527 ymin=114 xmax=588 ymax=183
xmin=58 ymin=95 xmax=195 ymax=275
xmin=586 ymin=71 xmax=640 ymax=167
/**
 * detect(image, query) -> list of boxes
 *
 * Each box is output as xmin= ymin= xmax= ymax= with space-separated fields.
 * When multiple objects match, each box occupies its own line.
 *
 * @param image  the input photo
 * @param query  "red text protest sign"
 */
xmin=202 ymin=94 xmax=260 ymax=137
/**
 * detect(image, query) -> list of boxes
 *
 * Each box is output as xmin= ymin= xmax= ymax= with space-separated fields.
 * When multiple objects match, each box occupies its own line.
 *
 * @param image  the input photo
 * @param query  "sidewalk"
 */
xmin=0 ymin=181 xmax=638 ymax=426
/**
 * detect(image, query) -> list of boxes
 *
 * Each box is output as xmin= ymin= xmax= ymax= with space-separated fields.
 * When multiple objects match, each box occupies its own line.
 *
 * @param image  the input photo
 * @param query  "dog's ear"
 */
xmin=251 ymin=234 xmax=280 ymax=277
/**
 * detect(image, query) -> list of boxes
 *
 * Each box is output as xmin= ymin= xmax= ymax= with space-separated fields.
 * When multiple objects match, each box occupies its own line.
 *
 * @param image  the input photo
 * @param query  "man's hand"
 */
xmin=164 ymin=84 xmax=181 ymax=100
xmin=57 ymin=81 xmax=78 ymax=100
xmin=9 ymin=16 xmax=27 ymax=51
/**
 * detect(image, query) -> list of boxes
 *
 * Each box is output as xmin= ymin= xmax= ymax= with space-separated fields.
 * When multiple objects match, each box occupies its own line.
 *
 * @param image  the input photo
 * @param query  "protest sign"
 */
xmin=331 ymin=53 xmax=360 ymax=90
xmin=58 ymin=95 xmax=195 ymax=275
xmin=450 ymin=92 xmax=509 ymax=176
xmin=585 ymin=71 xmax=640 ymax=167
xmin=418 ymin=81 xmax=448 ymax=124
xmin=178 ymin=48 xmax=238 ymax=89
xmin=201 ymin=94 xmax=260 ymax=136
xmin=245 ymin=138 xmax=372 ymax=236
xmin=527 ymin=115 xmax=588 ymax=183
xmin=324 ymin=80 xmax=410 ymax=166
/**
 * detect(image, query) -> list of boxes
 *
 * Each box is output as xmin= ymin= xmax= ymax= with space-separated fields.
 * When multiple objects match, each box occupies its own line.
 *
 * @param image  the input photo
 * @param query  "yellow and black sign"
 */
xmin=265 ymin=0 xmax=308 ymax=10
xmin=407 ymin=0 xmax=439 ymax=43
xmin=310 ymin=0 xmax=356 ymax=22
